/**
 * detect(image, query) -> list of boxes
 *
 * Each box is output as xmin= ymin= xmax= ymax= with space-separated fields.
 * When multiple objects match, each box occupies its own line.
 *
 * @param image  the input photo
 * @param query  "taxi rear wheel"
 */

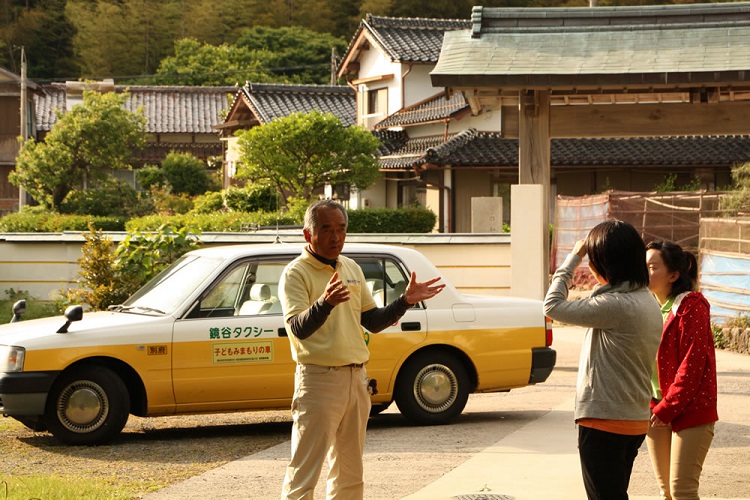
xmin=394 ymin=351 xmax=469 ymax=425
xmin=44 ymin=366 xmax=130 ymax=445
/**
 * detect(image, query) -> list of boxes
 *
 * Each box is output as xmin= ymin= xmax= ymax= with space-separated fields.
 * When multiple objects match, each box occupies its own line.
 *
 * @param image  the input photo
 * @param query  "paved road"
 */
xmin=146 ymin=326 xmax=750 ymax=499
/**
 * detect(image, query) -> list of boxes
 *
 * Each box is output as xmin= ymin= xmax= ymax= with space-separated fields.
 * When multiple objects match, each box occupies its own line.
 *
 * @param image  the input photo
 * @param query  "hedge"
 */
xmin=0 ymin=212 xmax=125 ymax=232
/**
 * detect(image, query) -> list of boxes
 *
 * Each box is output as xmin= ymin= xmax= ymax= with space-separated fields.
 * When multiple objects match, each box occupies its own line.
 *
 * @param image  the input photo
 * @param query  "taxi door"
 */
xmin=171 ymin=257 xmax=296 ymax=411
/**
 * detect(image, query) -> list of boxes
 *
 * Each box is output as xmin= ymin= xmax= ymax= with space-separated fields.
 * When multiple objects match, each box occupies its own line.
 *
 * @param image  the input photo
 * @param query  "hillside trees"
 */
xmin=154 ymin=27 xmax=347 ymax=86
xmin=10 ymin=90 xmax=147 ymax=210
xmin=236 ymin=111 xmax=381 ymax=204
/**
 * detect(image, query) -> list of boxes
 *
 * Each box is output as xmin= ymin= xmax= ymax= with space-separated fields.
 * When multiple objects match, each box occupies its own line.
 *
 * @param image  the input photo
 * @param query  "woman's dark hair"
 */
xmin=586 ymin=220 xmax=649 ymax=287
xmin=646 ymin=240 xmax=698 ymax=297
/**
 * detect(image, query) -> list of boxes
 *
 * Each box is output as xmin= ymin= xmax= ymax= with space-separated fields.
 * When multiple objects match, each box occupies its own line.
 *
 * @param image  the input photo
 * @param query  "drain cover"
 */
xmin=453 ymin=495 xmax=514 ymax=500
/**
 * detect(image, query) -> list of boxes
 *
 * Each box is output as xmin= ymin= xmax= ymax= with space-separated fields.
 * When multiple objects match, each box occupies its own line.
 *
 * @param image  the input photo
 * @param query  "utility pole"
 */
xmin=330 ymin=47 xmax=337 ymax=85
xmin=18 ymin=47 xmax=27 ymax=210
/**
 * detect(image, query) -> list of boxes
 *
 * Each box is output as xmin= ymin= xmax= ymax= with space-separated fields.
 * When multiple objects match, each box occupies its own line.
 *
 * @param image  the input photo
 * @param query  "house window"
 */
xmin=360 ymin=87 xmax=387 ymax=128
xmin=367 ymin=88 xmax=387 ymax=116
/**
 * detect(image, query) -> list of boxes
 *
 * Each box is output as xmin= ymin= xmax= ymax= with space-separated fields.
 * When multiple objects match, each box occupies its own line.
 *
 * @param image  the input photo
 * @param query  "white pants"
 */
xmin=281 ymin=363 xmax=371 ymax=500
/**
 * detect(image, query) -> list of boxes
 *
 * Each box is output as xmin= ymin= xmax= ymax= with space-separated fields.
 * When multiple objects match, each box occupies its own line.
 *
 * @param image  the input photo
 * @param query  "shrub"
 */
xmin=136 ymin=164 xmax=165 ymax=191
xmin=224 ymin=185 xmax=279 ymax=212
xmin=347 ymin=208 xmax=436 ymax=233
xmin=61 ymin=224 xmax=202 ymax=310
xmin=161 ymin=151 xmax=212 ymax=196
xmin=192 ymin=191 xmax=224 ymax=214
xmin=60 ymin=178 xmax=140 ymax=217
xmin=126 ymin=211 xmax=298 ymax=232
xmin=712 ymin=323 xmax=728 ymax=350
xmin=149 ymin=186 xmax=194 ymax=215
xmin=0 ymin=211 xmax=125 ymax=232
xmin=0 ymin=289 xmax=59 ymax=323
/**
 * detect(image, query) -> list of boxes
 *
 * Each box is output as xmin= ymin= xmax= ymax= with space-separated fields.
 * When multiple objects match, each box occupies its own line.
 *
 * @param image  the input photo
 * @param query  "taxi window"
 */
xmin=186 ymin=259 xmax=288 ymax=319
xmin=354 ymin=257 xmax=410 ymax=308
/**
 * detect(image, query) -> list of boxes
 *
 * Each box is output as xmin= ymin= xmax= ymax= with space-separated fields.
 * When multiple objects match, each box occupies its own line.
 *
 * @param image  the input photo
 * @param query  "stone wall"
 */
xmin=723 ymin=327 xmax=750 ymax=355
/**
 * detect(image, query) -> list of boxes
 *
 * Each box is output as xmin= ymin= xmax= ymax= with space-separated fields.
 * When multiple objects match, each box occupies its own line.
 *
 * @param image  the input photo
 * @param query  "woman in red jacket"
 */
xmin=645 ymin=240 xmax=718 ymax=500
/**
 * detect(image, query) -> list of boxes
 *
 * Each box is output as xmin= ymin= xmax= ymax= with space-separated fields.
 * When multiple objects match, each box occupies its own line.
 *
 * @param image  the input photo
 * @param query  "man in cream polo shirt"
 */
xmin=279 ymin=199 xmax=444 ymax=500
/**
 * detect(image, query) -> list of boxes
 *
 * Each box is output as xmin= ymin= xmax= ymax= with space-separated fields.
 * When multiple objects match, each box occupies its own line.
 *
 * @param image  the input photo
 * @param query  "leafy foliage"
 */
xmin=0 ymin=209 xmax=125 ymax=232
xmin=192 ymin=191 xmax=224 ymax=213
xmin=234 ymin=26 xmax=348 ymax=84
xmin=10 ymin=90 xmax=147 ymax=210
xmin=223 ymin=185 xmax=280 ymax=213
xmin=236 ymin=111 xmax=381 ymax=203
xmin=113 ymin=225 xmax=201 ymax=298
xmin=60 ymin=178 xmax=141 ymax=217
xmin=160 ymin=151 xmax=215 ymax=196
xmin=653 ymin=173 xmax=702 ymax=193
xmin=125 ymin=212 xmax=299 ymax=232
xmin=62 ymin=224 xmax=201 ymax=310
xmin=153 ymin=38 xmax=277 ymax=86
xmin=347 ymin=208 xmax=437 ymax=233
xmin=720 ymin=162 xmax=750 ymax=214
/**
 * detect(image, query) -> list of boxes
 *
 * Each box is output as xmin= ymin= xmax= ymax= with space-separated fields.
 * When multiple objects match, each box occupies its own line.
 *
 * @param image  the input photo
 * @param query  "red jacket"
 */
xmin=651 ymin=292 xmax=718 ymax=432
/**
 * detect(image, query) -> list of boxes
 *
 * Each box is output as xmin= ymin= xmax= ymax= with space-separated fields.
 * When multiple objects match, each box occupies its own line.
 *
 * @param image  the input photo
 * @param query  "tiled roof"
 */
xmin=34 ymin=84 xmax=66 ymax=131
xmin=375 ymin=91 xmax=468 ymax=129
xmin=379 ymin=134 xmax=451 ymax=170
xmin=421 ymin=130 xmax=750 ymax=167
xmin=123 ymin=86 xmax=235 ymax=134
xmin=373 ymin=129 xmax=408 ymax=156
xmin=239 ymin=83 xmax=356 ymax=126
xmin=360 ymin=15 xmax=471 ymax=64
xmin=34 ymin=84 xmax=235 ymax=133
xmin=433 ymin=3 xmax=750 ymax=88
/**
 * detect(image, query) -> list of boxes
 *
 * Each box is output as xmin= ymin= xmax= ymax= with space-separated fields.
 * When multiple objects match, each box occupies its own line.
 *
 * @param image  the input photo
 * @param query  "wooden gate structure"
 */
xmin=431 ymin=2 xmax=750 ymax=292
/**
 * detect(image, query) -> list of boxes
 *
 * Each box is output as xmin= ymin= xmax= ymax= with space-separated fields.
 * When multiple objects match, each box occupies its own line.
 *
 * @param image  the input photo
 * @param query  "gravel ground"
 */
xmin=0 ymin=410 xmax=293 ymax=498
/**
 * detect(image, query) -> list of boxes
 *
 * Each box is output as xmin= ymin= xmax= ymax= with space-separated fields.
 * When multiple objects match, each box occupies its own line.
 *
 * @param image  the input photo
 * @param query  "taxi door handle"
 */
xmin=401 ymin=322 xmax=421 ymax=331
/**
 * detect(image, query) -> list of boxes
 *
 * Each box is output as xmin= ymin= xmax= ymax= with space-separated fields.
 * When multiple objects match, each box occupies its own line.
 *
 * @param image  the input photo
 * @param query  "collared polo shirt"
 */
xmin=280 ymin=249 xmax=376 ymax=366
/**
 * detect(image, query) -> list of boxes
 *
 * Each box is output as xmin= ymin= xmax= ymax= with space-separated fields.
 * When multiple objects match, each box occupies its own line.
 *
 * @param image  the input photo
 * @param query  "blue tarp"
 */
xmin=700 ymin=252 xmax=750 ymax=325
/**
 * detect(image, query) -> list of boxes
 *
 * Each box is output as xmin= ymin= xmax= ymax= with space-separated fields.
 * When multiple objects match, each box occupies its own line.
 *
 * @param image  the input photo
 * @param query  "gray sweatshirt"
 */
xmin=544 ymin=253 xmax=662 ymax=422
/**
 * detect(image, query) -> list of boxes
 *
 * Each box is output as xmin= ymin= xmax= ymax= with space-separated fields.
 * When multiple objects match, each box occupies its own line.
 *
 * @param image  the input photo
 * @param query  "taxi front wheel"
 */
xmin=44 ymin=366 xmax=130 ymax=445
xmin=394 ymin=351 xmax=469 ymax=425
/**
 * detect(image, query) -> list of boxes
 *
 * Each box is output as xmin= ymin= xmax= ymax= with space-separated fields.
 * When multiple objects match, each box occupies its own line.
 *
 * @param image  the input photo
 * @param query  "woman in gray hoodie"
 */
xmin=544 ymin=220 xmax=663 ymax=500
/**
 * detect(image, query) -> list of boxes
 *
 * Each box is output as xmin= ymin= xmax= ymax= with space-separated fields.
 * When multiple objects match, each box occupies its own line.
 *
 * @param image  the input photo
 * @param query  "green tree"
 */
xmin=67 ymin=0 xmax=182 ymax=80
xmin=160 ymin=151 xmax=212 ymax=196
xmin=236 ymin=111 xmax=381 ymax=203
xmin=153 ymin=38 xmax=277 ymax=86
xmin=10 ymin=90 xmax=147 ymax=210
xmin=720 ymin=162 xmax=750 ymax=214
xmin=234 ymin=26 xmax=347 ymax=84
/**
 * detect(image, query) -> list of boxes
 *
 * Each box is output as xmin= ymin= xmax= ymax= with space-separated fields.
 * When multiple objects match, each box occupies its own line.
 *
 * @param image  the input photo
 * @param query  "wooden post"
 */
xmin=518 ymin=90 xmax=551 ymax=293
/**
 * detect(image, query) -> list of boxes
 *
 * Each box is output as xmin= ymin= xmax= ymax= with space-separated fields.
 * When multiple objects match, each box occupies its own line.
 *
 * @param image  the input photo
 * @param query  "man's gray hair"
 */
xmin=304 ymin=199 xmax=348 ymax=235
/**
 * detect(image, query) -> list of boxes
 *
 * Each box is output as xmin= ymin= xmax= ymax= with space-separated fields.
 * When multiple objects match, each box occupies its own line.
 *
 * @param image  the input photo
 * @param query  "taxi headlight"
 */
xmin=0 ymin=346 xmax=25 ymax=372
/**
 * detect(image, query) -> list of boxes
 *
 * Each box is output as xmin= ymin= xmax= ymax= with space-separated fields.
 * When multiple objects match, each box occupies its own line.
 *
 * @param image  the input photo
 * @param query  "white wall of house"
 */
xmin=402 ymin=65 xmax=440 ymax=107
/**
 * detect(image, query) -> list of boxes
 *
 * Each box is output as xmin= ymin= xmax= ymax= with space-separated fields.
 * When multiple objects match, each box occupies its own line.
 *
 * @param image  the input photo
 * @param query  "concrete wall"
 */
xmin=0 ymin=232 xmax=514 ymax=303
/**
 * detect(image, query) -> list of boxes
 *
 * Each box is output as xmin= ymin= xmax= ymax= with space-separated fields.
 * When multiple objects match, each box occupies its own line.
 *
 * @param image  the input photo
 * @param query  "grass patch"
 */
xmin=0 ymin=475 xmax=132 ymax=500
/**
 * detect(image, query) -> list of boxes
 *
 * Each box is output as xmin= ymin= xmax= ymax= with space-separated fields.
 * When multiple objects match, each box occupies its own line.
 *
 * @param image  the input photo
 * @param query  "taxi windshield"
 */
xmin=122 ymin=254 xmax=223 ymax=315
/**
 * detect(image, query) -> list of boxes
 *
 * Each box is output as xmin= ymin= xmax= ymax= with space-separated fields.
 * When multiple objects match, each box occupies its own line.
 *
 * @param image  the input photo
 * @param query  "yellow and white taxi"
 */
xmin=0 ymin=243 xmax=555 ymax=445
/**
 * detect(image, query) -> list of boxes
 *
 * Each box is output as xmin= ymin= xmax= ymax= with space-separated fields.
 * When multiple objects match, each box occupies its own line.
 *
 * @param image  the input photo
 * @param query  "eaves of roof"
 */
xmin=432 ymin=2 xmax=750 ymax=89
xmin=375 ymin=91 xmax=468 ymax=129
xmin=422 ymin=130 xmax=750 ymax=167
xmin=239 ymin=82 xmax=356 ymax=127
xmin=339 ymin=14 xmax=471 ymax=76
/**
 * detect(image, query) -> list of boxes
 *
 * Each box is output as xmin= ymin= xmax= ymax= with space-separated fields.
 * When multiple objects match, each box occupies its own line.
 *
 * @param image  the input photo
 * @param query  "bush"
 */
xmin=347 ymin=208 xmax=436 ymax=233
xmin=61 ymin=224 xmax=202 ymax=311
xmin=712 ymin=323 xmax=728 ymax=350
xmin=0 ymin=210 xmax=125 ymax=232
xmin=126 ymin=211 xmax=298 ymax=232
xmin=192 ymin=191 xmax=224 ymax=214
xmin=161 ymin=151 xmax=212 ymax=196
xmin=60 ymin=178 xmax=140 ymax=217
xmin=136 ymin=164 xmax=165 ymax=191
xmin=148 ymin=186 xmax=194 ymax=215
xmin=224 ymin=185 xmax=279 ymax=212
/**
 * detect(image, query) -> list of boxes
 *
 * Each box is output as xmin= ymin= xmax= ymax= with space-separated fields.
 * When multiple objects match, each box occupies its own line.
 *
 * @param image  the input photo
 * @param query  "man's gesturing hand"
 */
xmin=403 ymin=271 xmax=445 ymax=306
xmin=323 ymin=272 xmax=350 ymax=306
